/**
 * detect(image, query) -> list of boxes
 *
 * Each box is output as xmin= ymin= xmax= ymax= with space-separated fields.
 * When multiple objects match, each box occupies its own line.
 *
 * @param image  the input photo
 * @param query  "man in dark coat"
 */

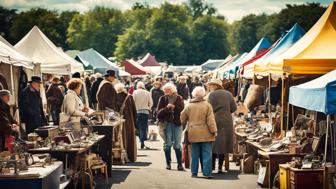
xmin=90 ymin=73 xmax=103 ymax=110
xmin=46 ymin=77 xmax=64 ymax=125
xmin=207 ymin=78 xmax=237 ymax=173
xmin=150 ymin=81 xmax=164 ymax=122
xmin=97 ymin=70 xmax=117 ymax=111
xmin=115 ymin=83 xmax=137 ymax=162
xmin=176 ymin=76 xmax=189 ymax=100
xmin=0 ymin=90 xmax=19 ymax=152
xmin=19 ymin=76 xmax=46 ymax=134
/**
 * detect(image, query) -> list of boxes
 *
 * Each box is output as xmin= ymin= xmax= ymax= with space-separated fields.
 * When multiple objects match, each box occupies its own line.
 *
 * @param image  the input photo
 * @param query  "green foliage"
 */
xmin=190 ymin=16 xmax=230 ymax=64
xmin=8 ymin=8 xmax=77 ymax=49
xmin=264 ymin=3 xmax=326 ymax=42
xmin=57 ymin=11 xmax=79 ymax=50
xmin=229 ymin=14 xmax=270 ymax=54
xmin=0 ymin=6 xmax=16 ymax=41
xmin=186 ymin=0 xmax=217 ymax=19
xmin=10 ymin=8 xmax=61 ymax=45
xmin=228 ymin=3 xmax=326 ymax=54
xmin=145 ymin=3 xmax=192 ymax=65
xmin=67 ymin=7 xmax=125 ymax=57
xmin=0 ymin=2 xmax=328 ymax=65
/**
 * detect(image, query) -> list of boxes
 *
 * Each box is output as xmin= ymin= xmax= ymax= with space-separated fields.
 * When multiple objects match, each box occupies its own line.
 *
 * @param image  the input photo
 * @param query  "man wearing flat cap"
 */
xmin=19 ymin=76 xmax=46 ymax=134
xmin=97 ymin=70 xmax=117 ymax=111
xmin=0 ymin=90 xmax=19 ymax=152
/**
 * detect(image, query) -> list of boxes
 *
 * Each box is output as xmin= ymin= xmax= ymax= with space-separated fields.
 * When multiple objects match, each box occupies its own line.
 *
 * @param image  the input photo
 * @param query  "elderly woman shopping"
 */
xmin=181 ymin=87 xmax=217 ymax=178
xmin=157 ymin=83 xmax=184 ymax=171
xmin=62 ymin=78 xmax=88 ymax=121
xmin=207 ymin=78 xmax=237 ymax=173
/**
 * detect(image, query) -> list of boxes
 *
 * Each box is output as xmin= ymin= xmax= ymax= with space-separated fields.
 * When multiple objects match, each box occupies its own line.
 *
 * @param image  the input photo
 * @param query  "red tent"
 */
xmin=121 ymin=59 xmax=150 ymax=75
xmin=139 ymin=53 xmax=161 ymax=67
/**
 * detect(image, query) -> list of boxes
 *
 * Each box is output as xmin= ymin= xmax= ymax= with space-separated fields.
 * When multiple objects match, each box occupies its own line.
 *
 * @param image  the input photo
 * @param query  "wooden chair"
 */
xmin=90 ymin=160 xmax=109 ymax=184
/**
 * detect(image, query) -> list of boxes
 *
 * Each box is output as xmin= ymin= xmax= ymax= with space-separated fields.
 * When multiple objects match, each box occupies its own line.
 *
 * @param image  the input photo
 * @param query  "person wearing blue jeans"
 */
xmin=157 ymin=83 xmax=185 ymax=171
xmin=164 ymin=122 xmax=183 ymax=170
xmin=133 ymin=81 xmax=153 ymax=150
xmin=180 ymin=86 xmax=217 ymax=178
xmin=136 ymin=113 xmax=149 ymax=149
xmin=191 ymin=142 xmax=213 ymax=177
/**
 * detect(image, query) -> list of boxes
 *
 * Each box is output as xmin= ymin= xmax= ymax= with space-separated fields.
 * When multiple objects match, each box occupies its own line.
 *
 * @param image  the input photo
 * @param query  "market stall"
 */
xmin=0 ymin=35 xmax=35 ymax=121
xmin=15 ymin=26 xmax=84 ymax=75
xmin=75 ymin=48 xmax=120 ymax=76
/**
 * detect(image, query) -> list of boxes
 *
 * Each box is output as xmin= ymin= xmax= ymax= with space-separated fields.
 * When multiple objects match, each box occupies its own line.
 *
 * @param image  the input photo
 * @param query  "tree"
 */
xmin=131 ymin=2 xmax=149 ymax=10
xmin=114 ymin=27 xmax=148 ymax=61
xmin=190 ymin=16 xmax=230 ymax=64
xmin=229 ymin=14 xmax=270 ymax=54
xmin=10 ymin=8 xmax=62 ymax=46
xmin=57 ymin=11 xmax=79 ymax=50
xmin=186 ymin=0 xmax=217 ymax=19
xmin=145 ymin=3 xmax=192 ymax=65
xmin=264 ymin=3 xmax=326 ymax=42
xmin=67 ymin=7 xmax=125 ymax=57
xmin=0 ymin=6 xmax=16 ymax=42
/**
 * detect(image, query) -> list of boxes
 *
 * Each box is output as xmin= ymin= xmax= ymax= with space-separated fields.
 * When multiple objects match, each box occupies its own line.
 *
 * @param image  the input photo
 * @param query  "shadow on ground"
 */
xmin=212 ymin=170 xmax=240 ymax=180
xmin=95 ymin=169 xmax=131 ymax=189
xmin=126 ymin=161 xmax=152 ymax=167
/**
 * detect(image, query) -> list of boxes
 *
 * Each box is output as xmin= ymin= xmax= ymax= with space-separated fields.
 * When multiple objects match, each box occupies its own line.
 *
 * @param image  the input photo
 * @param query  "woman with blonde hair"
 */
xmin=181 ymin=86 xmax=217 ymax=178
xmin=62 ymin=78 xmax=88 ymax=121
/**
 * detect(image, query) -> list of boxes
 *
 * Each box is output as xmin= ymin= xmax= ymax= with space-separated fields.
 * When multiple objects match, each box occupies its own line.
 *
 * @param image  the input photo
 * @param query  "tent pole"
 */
xmin=10 ymin=64 xmax=15 ymax=102
xmin=324 ymin=115 xmax=330 ymax=163
xmin=286 ymin=103 xmax=290 ymax=133
xmin=268 ymin=74 xmax=271 ymax=114
xmin=330 ymin=117 xmax=334 ymax=163
xmin=280 ymin=74 xmax=285 ymax=131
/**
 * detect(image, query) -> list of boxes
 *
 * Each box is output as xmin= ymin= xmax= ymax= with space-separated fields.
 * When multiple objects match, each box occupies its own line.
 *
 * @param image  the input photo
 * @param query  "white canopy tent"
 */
xmin=15 ymin=26 xmax=84 ymax=75
xmin=0 ymin=36 xmax=34 ymax=69
xmin=0 ymin=36 xmax=36 ymax=122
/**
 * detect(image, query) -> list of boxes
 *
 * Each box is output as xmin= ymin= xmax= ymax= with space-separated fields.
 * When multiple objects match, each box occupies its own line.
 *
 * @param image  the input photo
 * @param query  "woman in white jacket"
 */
xmin=62 ymin=78 xmax=88 ymax=121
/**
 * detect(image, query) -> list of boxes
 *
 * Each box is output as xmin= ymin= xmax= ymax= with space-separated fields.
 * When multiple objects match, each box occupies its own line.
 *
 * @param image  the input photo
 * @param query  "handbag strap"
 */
xmin=119 ymin=95 xmax=130 ymax=114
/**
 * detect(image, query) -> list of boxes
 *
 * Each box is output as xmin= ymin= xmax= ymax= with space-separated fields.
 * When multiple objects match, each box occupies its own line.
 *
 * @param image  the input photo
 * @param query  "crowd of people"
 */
xmin=0 ymin=69 xmax=237 ymax=178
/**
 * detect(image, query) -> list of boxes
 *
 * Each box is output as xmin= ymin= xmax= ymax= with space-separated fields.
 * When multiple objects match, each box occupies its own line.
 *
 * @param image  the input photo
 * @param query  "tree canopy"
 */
xmin=0 ymin=2 xmax=327 ymax=65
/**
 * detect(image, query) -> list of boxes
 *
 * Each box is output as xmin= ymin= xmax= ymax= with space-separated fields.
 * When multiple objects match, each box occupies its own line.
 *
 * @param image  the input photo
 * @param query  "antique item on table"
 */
xmin=289 ymin=157 xmax=303 ymax=169
xmin=270 ymin=142 xmax=286 ymax=151
xmin=34 ymin=126 xmax=58 ymax=139
xmin=260 ymin=137 xmax=273 ymax=147
xmin=271 ymin=112 xmax=282 ymax=138
xmin=23 ymin=153 xmax=34 ymax=166
xmin=301 ymin=154 xmax=322 ymax=169
xmin=294 ymin=114 xmax=314 ymax=130
xmin=53 ymin=135 xmax=72 ymax=144
xmin=28 ymin=133 xmax=39 ymax=141
xmin=288 ymin=143 xmax=300 ymax=154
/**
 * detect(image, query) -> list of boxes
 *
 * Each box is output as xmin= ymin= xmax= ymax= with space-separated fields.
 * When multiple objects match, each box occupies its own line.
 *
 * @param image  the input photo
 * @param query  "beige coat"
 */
xmin=133 ymin=89 xmax=153 ymax=112
xmin=180 ymin=98 xmax=217 ymax=143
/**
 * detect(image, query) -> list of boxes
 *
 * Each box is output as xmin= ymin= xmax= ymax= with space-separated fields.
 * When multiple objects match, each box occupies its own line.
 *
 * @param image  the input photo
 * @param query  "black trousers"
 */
xmin=212 ymin=153 xmax=225 ymax=169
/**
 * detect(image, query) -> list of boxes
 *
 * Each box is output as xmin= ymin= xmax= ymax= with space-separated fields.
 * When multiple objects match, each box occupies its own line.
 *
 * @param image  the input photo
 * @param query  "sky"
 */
xmin=0 ymin=0 xmax=331 ymax=22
